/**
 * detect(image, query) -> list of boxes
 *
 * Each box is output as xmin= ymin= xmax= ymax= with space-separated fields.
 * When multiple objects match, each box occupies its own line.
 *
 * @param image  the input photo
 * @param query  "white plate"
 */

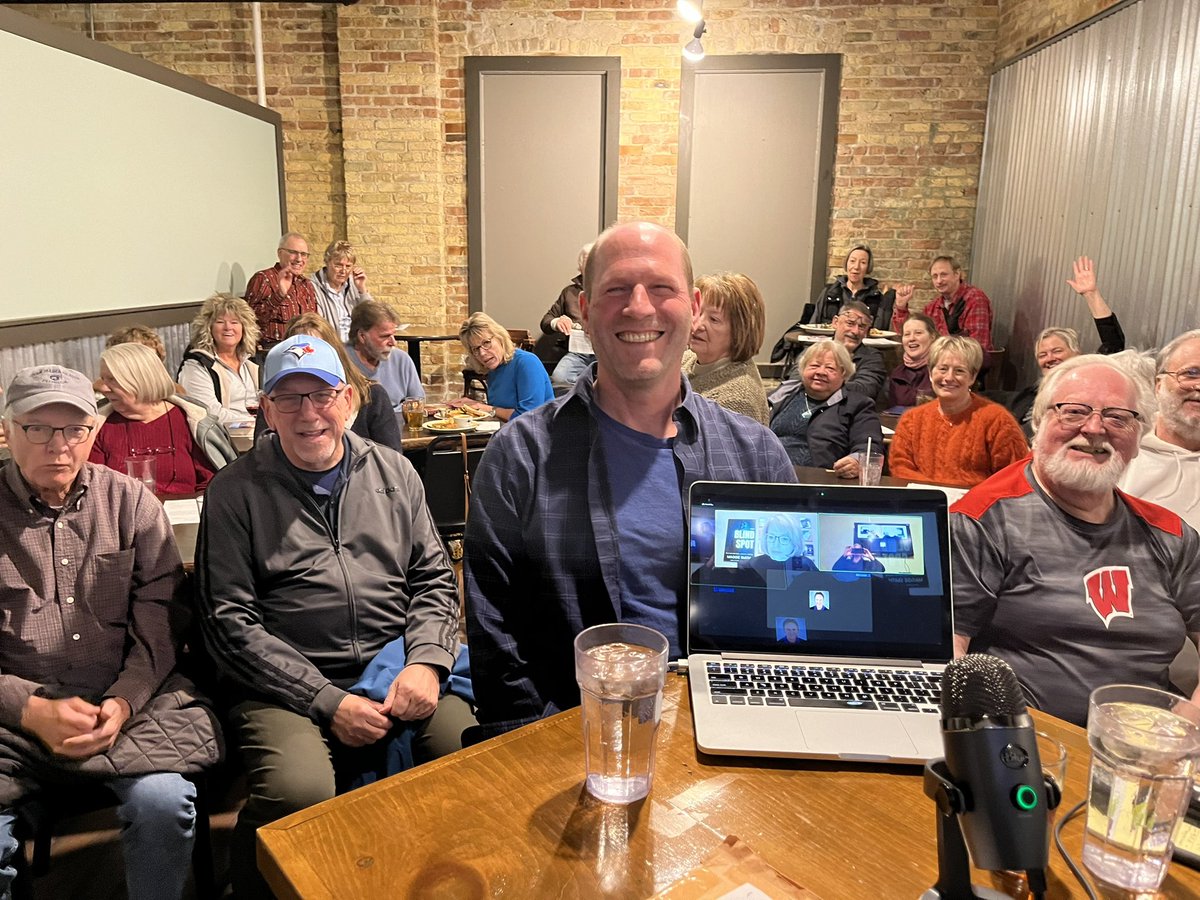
xmin=799 ymin=324 xmax=836 ymax=335
xmin=422 ymin=421 xmax=478 ymax=433
xmin=869 ymin=329 xmax=898 ymax=339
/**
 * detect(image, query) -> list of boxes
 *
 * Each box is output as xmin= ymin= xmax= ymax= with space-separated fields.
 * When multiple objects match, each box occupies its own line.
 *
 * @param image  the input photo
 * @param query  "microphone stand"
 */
xmin=920 ymin=759 xmax=1009 ymax=899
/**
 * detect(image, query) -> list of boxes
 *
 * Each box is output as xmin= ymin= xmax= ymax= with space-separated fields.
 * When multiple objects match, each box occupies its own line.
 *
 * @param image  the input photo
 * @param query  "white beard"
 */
xmin=1159 ymin=389 xmax=1200 ymax=444
xmin=1035 ymin=431 xmax=1129 ymax=494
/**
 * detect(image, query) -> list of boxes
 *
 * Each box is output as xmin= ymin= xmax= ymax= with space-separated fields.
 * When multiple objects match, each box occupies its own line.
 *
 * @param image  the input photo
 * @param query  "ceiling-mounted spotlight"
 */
xmin=682 ymin=20 xmax=707 ymax=62
xmin=677 ymin=0 xmax=703 ymax=24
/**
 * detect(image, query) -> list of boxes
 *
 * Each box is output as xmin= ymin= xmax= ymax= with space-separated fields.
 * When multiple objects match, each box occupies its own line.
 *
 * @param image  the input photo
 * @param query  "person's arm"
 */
xmin=395 ymin=351 xmax=425 ymax=402
xmin=362 ymin=384 xmax=404 ymax=452
xmin=540 ymin=288 xmax=569 ymax=334
xmin=178 ymin=359 xmax=242 ymax=426
xmin=953 ymin=634 xmax=970 ymax=658
xmin=846 ymin=400 xmax=885 ymax=457
xmin=105 ymin=489 xmax=187 ymax=715
xmin=509 ymin=353 xmax=555 ymax=418
xmin=196 ymin=475 xmax=349 ymax=724
xmin=891 ymin=284 xmax=914 ymax=332
xmin=887 ymin=412 xmax=922 ymax=481
xmin=959 ymin=289 xmax=993 ymax=352
xmin=1067 ymin=256 xmax=1125 ymax=354
xmin=875 ymin=287 xmax=896 ymax=332
xmin=845 ymin=350 xmax=887 ymax=398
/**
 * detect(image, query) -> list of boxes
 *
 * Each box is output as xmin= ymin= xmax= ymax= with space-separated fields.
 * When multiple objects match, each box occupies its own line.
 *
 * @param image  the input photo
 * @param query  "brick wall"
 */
xmin=10 ymin=0 xmax=1009 ymax=395
xmin=996 ymin=0 xmax=1122 ymax=66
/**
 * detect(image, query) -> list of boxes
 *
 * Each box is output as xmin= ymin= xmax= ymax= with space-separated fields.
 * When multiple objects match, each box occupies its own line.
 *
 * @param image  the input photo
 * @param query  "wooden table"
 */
xmin=256 ymin=675 xmax=1200 ymax=898
xmin=396 ymin=327 xmax=460 ymax=379
xmin=793 ymin=464 xmax=909 ymax=487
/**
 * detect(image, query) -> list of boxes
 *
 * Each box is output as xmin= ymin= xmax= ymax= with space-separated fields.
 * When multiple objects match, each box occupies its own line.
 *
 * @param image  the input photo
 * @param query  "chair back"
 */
xmin=421 ymin=434 xmax=489 ymax=537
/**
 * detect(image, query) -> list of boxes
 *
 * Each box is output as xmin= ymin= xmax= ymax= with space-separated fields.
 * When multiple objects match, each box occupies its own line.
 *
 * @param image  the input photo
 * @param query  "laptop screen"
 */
xmin=687 ymin=481 xmax=954 ymax=663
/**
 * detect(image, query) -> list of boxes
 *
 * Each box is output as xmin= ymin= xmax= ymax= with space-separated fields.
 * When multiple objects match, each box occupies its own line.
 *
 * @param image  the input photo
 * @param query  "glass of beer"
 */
xmin=401 ymin=398 xmax=424 ymax=430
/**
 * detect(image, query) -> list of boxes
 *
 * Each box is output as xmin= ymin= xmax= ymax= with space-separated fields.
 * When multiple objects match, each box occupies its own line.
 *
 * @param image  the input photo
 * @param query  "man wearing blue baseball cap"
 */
xmin=196 ymin=336 xmax=472 ymax=899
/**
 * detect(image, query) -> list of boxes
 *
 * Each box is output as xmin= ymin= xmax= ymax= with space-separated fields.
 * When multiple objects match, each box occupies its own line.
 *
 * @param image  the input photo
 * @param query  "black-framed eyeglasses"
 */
xmin=268 ymin=387 xmax=345 ymax=414
xmin=14 ymin=423 xmax=95 ymax=445
xmin=469 ymin=338 xmax=495 ymax=357
xmin=1161 ymin=367 xmax=1200 ymax=388
xmin=1050 ymin=402 xmax=1141 ymax=430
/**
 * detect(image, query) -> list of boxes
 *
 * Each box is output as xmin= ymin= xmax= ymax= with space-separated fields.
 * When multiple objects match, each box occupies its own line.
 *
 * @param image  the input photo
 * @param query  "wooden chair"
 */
xmin=462 ymin=369 xmax=488 ymax=401
xmin=12 ymin=773 xmax=214 ymax=900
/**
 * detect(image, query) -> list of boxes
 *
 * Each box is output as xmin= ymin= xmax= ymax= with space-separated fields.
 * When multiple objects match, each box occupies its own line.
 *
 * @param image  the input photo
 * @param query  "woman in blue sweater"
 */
xmin=454 ymin=312 xmax=553 ymax=421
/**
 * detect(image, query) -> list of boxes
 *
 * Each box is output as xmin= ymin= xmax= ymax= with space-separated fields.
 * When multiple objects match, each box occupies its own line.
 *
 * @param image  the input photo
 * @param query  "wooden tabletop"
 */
xmin=793 ymin=465 xmax=909 ymax=488
xmin=257 ymin=675 xmax=1196 ymax=898
xmin=395 ymin=327 xmax=460 ymax=342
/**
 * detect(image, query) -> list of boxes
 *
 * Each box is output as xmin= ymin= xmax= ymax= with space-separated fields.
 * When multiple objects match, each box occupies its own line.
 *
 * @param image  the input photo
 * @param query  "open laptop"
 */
xmin=686 ymin=480 xmax=954 ymax=764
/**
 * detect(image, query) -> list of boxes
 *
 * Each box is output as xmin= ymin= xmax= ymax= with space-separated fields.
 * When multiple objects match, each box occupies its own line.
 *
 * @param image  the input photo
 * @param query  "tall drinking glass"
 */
xmin=573 ymin=623 xmax=669 ymax=804
xmin=1083 ymin=684 xmax=1200 ymax=892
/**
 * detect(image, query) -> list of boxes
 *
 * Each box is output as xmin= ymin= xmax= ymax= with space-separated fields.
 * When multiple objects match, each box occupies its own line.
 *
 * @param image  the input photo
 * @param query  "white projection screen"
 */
xmin=0 ymin=9 xmax=285 ymax=329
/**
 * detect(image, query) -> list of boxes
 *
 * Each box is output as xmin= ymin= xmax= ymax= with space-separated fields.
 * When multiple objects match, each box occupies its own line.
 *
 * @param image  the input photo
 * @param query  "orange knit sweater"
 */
xmin=889 ymin=394 xmax=1029 ymax=488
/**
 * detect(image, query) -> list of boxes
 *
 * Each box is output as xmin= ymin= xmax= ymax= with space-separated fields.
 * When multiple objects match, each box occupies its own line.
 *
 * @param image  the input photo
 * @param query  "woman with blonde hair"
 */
xmin=889 ymin=335 xmax=1028 ymax=487
xmin=454 ymin=312 xmax=553 ymax=421
xmin=179 ymin=293 xmax=260 ymax=426
xmin=259 ymin=313 xmax=402 ymax=452
xmin=683 ymin=272 xmax=769 ymax=424
xmin=91 ymin=342 xmax=236 ymax=495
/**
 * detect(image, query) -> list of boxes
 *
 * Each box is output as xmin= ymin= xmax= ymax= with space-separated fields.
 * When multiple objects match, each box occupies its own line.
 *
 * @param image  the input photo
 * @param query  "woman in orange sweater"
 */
xmin=889 ymin=335 xmax=1028 ymax=487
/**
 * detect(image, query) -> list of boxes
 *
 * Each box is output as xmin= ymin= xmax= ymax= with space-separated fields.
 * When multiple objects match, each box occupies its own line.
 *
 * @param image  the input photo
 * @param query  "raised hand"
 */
xmin=1067 ymin=256 xmax=1098 ymax=295
xmin=895 ymin=284 xmax=915 ymax=309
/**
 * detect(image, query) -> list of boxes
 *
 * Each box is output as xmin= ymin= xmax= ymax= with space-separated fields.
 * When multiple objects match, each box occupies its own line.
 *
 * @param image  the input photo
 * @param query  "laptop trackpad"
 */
xmin=796 ymin=711 xmax=918 ymax=759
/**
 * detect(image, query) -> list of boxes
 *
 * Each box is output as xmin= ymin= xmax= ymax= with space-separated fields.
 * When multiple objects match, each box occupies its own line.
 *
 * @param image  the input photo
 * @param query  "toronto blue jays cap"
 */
xmin=262 ymin=335 xmax=346 ymax=394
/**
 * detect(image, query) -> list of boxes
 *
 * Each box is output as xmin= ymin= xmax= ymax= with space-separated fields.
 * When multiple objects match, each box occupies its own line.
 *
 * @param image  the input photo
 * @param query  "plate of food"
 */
xmin=799 ymin=324 xmax=837 ymax=335
xmin=423 ymin=419 xmax=478 ymax=433
xmin=436 ymin=405 xmax=492 ymax=421
xmin=869 ymin=328 xmax=898 ymax=338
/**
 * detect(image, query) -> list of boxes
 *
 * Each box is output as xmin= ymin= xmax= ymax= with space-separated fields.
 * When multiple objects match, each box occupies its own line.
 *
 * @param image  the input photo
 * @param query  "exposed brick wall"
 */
xmin=996 ymin=0 xmax=1122 ymax=66
xmin=9 ymin=0 xmax=1007 ymax=395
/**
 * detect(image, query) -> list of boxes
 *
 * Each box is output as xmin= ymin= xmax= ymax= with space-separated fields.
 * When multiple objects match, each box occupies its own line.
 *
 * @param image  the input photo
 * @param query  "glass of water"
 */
xmin=124 ymin=455 xmax=157 ymax=494
xmin=1083 ymin=684 xmax=1200 ymax=892
xmin=573 ymin=623 xmax=669 ymax=804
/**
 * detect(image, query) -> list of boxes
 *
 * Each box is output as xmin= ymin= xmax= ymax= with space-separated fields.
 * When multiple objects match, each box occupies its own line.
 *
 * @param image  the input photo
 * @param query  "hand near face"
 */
xmin=859 ymin=546 xmax=877 ymax=561
xmin=353 ymin=268 xmax=368 ymax=291
xmin=832 ymin=454 xmax=860 ymax=479
xmin=331 ymin=694 xmax=392 ymax=747
xmin=21 ymin=695 xmax=102 ymax=757
xmin=895 ymin=284 xmax=915 ymax=309
xmin=382 ymin=664 xmax=441 ymax=722
xmin=1066 ymin=256 xmax=1097 ymax=295
xmin=842 ymin=545 xmax=856 ymax=559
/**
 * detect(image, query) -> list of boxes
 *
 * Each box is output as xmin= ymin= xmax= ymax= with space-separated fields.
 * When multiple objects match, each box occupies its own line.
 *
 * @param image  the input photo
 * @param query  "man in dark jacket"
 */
xmin=537 ymin=242 xmax=595 ymax=392
xmin=832 ymin=300 xmax=887 ymax=399
xmin=197 ymin=336 xmax=472 ymax=900
xmin=0 ymin=365 xmax=220 ymax=900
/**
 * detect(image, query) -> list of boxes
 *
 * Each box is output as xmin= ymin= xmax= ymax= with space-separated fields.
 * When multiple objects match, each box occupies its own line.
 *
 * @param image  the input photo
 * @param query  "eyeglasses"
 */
xmin=268 ymin=387 xmax=345 ymax=413
xmin=14 ymin=423 xmax=95 ymax=445
xmin=838 ymin=318 xmax=871 ymax=330
xmin=1161 ymin=367 xmax=1200 ymax=388
xmin=469 ymin=338 xmax=495 ymax=357
xmin=765 ymin=533 xmax=794 ymax=545
xmin=282 ymin=249 xmax=309 ymax=259
xmin=1050 ymin=402 xmax=1142 ymax=431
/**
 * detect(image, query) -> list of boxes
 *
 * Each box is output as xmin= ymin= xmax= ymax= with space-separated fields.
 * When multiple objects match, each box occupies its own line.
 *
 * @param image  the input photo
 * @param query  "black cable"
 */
xmin=1054 ymin=799 xmax=1099 ymax=900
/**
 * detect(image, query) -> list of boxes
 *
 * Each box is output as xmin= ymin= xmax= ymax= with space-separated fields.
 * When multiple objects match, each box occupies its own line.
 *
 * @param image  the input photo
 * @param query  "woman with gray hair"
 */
xmin=890 ymin=335 xmax=1027 ymax=487
xmin=91 ymin=342 xmax=236 ymax=495
xmin=454 ymin=312 xmax=553 ymax=422
xmin=178 ymin=293 xmax=260 ymax=427
xmin=768 ymin=339 xmax=883 ymax=477
xmin=314 ymin=239 xmax=373 ymax=341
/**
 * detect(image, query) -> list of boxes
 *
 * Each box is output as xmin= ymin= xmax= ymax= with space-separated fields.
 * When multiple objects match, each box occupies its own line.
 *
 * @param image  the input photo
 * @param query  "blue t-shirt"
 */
xmin=346 ymin=343 xmax=424 ymax=410
xmin=487 ymin=349 xmax=553 ymax=419
xmin=595 ymin=406 xmax=686 ymax=658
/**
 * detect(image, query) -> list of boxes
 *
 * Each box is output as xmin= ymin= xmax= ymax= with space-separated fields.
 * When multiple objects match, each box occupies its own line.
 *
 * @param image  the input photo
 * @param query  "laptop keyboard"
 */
xmin=705 ymin=661 xmax=942 ymax=713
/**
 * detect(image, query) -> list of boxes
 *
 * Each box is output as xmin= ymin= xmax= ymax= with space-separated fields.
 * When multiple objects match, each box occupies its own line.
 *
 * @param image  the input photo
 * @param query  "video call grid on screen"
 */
xmin=687 ymin=482 xmax=954 ymax=661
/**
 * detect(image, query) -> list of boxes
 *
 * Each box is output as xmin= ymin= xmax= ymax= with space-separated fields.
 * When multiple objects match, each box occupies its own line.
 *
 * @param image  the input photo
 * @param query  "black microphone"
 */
xmin=940 ymin=654 xmax=1053 ymax=874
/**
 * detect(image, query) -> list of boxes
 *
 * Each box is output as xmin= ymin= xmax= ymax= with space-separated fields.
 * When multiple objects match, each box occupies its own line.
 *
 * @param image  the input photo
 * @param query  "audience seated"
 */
xmin=454 ymin=312 xmax=552 ymax=422
xmin=197 ymin=335 xmax=474 ymax=900
xmin=313 ymin=240 xmax=373 ymax=342
xmin=106 ymin=323 xmax=168 ymax=362
xmin=244 ymin=231 xmax=318 ymax=353
xmin=951 ymin=354 xmax=1200 ymax=726
xmin=0 ymin=365 xmax=220 ymax=900
xmin=889 ymin=335 xmax=1027 ymax=488
xmin=769 ymin=245 xmax=895 ymax=364
xmin=538 ymin=243 xmax=594 ymax=392
xmin=830 ymin=300 xmax=886 ymax=397
xmin=90 ymin=343 xmax=236 ymax=495
xmin=1003 ymin=256 xmax=1126 ymax=436
xmin=681 ymin=272 xmax=769 ymax=424
xmin=892 ymin=255 xmax=994 ymax=351
xmin=177 ymin=294 xmax=260 ymax=427
xmin=768 ymin=339 xmax=884 ymax=476
xmin=1119 ymin=331 xmax=1200 ymax=530
xmin=464 ymin=222 xmax=795 ymax=737
xmin=886 ymin=312 xmax=937 ymax=408
xmin=346 ymin=300 xmax=424 ymax=411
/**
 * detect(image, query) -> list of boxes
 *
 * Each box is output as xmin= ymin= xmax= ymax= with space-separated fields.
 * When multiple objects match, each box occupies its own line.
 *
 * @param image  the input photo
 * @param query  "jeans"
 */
xmin=0 ymin=772 xmax=195 ymax=900
xmin=551 ymin=352 xmax=594 ymax=392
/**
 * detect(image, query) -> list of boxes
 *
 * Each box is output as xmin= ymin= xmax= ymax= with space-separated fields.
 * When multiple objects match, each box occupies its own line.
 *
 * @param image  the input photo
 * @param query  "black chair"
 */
xmin=420 ymin=434 xmax=489 ymax=543
xmin=11 ymin=773 xmax=214 ymax=900
xmin=461 ymin=369 xmax=488 ymax=401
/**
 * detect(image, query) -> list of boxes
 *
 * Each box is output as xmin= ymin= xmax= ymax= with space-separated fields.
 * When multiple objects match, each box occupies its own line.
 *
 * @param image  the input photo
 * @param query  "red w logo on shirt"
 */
xmin=1083 ymin=566 xmax=1133 ymax=628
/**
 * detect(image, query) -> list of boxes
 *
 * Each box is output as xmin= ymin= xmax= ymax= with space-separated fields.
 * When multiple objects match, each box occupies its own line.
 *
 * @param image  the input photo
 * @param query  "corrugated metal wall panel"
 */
xmin=973 ymin=0 xmax=1200 ymax=387
xmin=0 ymin=323 xmax=190 ymax=391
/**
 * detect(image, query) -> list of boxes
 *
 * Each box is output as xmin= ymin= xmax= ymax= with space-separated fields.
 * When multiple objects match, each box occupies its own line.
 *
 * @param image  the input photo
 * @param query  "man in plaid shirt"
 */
xmin=892 ymin=255 xmax=994 ymax=351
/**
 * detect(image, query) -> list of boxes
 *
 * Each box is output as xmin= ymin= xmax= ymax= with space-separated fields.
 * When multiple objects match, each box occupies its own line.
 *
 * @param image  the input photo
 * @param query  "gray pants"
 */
xmin=228 ymin=694 xmax=476 ymax=899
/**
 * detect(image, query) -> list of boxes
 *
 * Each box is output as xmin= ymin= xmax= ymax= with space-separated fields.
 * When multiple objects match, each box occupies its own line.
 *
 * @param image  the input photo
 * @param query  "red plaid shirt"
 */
xmin=244 ymin=264 xmax=317 ymax=350
xmin=892 ymin=283 xmax=993 ymax=351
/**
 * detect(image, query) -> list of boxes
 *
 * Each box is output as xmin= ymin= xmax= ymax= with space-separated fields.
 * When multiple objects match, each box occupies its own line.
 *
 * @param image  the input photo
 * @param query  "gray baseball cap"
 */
xmin=4 ymin=365 xmax=98 ymax=417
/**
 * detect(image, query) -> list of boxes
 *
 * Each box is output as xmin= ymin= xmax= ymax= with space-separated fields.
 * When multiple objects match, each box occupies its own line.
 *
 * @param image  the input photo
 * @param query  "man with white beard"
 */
xmin=948 ymin=354 xmax=1200 ymax=726
xmin=1119 ymin=330 xmax=1200 ymax=531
